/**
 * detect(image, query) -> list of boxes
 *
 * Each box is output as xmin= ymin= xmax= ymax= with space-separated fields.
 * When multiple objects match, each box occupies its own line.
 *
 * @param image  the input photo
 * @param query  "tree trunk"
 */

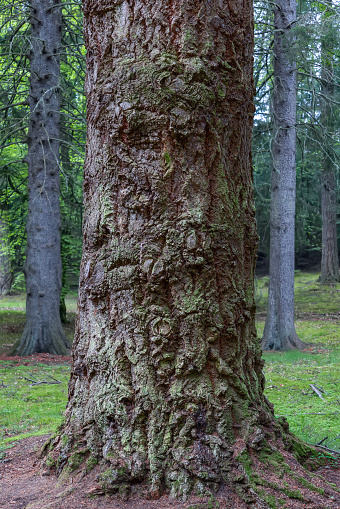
xmin=319 ymin=1 xmax=339 ymax=283
xmin=261 ymin=0 xmax=304 ymax=351
xmin=321 ymin=166 xmax=339 ymax=283
xmin=12 ymin=0 xmax=70 ymax=355
xmin=0 ymin=216 xmax=13 ymax=294
xmin=43 ymin=1 xmax=338 ymax=506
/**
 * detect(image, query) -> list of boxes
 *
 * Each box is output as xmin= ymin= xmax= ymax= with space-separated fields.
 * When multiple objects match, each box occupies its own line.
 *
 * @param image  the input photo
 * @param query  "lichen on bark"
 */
xmin=44 ymin=0 xmax=340 ymax=506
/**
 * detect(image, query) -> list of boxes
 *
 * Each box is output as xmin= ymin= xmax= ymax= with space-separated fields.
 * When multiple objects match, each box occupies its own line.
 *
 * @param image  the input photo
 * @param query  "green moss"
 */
xmin=61 ymin=435 xmax=69 ymax=448
xmin=255 ymin=477 xmax=305 ymax=502
xmin=86 ymin=455 xmax=98 ymax=472
xmin=258 ymin=445 xmax=284 ymax=466
xmin=164 ymin=151 xmax=171 ymax=167
xmin=254 ymin=490 xmax=279 ymax=509
xmin=289 ymin=436 xmax=315 ymax=463
xmin=281 ymin=486 xmax=304 ymax=500
xmin=45 ymin=454 xmax=56 ymax=469
xmin=117 ymin=53 xmax=215 ymax=119
xmin=294 ymin=475 xmax=324 ymax=495
xmin=98 ymin=466 xmax=130 ymax=491
xmin=217 ymin=85 xmax=226 ymax=98
xmin=163 ymin=151 xmax=173 ymax=179
xmin=235 ymin=449 xmax=253 ymax=478
xmin=68 ymin=449 xmax=88 ymax=472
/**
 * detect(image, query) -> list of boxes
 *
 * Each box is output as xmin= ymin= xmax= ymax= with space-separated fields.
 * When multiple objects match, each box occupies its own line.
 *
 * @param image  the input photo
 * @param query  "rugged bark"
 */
xmin=43 ymin=1 xmax=335 ymax=506
xmin=0 ymin=216 xmax=13 ymax=294
xmin=319 ymin=1 xmax=339 ymax=284
xmin=12 ymin=0 xmax=70 ymax=355
xmin=261 ymin=0 xmax=304 ymax=351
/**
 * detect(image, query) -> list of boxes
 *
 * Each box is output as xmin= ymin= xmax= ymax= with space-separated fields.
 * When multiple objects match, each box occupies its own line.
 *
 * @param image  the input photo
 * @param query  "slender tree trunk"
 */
xmin=59 ymin=125 xmax=73 ymax=324
xmin=319 ymin=0 xmax=339 ymax=283
xmin=262 ymin=0 xmax=304 ymax=351
xmin=0 ymin=216 xmax=13 ymax=294
xmin=43 ymin=1 xmax=339 ymax=506
xmin=12 ymin=0 xmax=70 ymax=355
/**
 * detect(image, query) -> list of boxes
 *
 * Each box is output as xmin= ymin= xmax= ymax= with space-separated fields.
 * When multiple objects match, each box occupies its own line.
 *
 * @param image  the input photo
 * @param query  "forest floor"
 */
xmin=1 ymin=273 xmax=340 ymax=508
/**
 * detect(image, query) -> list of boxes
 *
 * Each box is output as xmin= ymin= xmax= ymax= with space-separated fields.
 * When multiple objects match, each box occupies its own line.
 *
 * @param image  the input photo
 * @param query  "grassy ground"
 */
xmin=0 ymin=292 xmax=76 ymax=456
xmin=0 ymin=362 xmax=70 ymax=458
xmin=1 ymin=275 xmax=340 ymax=456
xmin=256 ymin=271 xmax=340 ymax=452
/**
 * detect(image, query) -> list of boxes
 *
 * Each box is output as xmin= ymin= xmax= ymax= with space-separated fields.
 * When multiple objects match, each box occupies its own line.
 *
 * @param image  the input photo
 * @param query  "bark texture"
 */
xmin=13 ymin=0 xmax=70 ymax=355
xmin=45 ymin=0 xmax=315 ymax=505
xmin=319 ymin=1 xmax=339 ymax=284
xmin=261 ymin=0 xmax=303 ymax=351
xmin=0 ymin=216 xmax=13 ymax=294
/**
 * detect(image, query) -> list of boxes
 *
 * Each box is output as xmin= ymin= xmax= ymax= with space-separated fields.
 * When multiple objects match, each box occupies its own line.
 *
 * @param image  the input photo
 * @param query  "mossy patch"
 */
xmin=86 ymin=455 xmax=98 ymax=472
xmin=98 ymin=465 xmax=130 ymax=492
xmin=68 ymin=449 xmax=89 ymax=471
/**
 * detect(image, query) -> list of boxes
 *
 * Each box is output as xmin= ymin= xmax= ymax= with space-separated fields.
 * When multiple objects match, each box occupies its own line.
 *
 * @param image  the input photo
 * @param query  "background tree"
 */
xmin=0 ymin=214 xmax=13 ymax=293
xmin=0 ymin=0 xmax=85 ymax=347
xmin=319 ymin=0 xmax=339 ymax=283
xmin=12 ymin=0 xmax=70 ymax=355
xmin=261 ymin=0 xmax=304 ymax=350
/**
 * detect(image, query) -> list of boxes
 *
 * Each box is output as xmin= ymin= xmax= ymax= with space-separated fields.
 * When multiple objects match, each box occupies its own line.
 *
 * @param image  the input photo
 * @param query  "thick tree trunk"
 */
xmin=319 ymin=1 xmax=339 ymax=283
xmin=43 ymin=1 xmax=340 ymax=506
xmin=12 ymin=0 xmax=70 ymax=355
xmin=261 ymin=0 xmax=304 ymax=351
xmin=0 ymin=216 xmax=13 ymax=294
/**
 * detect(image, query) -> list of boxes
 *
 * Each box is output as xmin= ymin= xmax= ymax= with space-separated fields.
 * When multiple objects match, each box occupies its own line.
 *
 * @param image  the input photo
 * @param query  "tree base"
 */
xmin=41 ymin=418 xmax=340 ymax=507
xmin=11 ymin=323 xmax=70 ymax=356
xmin=318 ymin=274 xmax=340 ymax=284
xmin=262 ymin=331 xmax=306 ymax=351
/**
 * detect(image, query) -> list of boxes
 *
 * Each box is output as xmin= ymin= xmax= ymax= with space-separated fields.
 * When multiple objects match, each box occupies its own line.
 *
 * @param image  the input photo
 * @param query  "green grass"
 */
xmin=256 ymin=319 xmax=340 ymax=348
xmin=0 ymin=362 xmax=70 ymax=453
xmin=0 ymin=311 xmax=26 ymax=352
xmin=263 ymin=347 xmax=340 ymax=451
xmin=256 ymin=272 xmax=340 ymax=452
